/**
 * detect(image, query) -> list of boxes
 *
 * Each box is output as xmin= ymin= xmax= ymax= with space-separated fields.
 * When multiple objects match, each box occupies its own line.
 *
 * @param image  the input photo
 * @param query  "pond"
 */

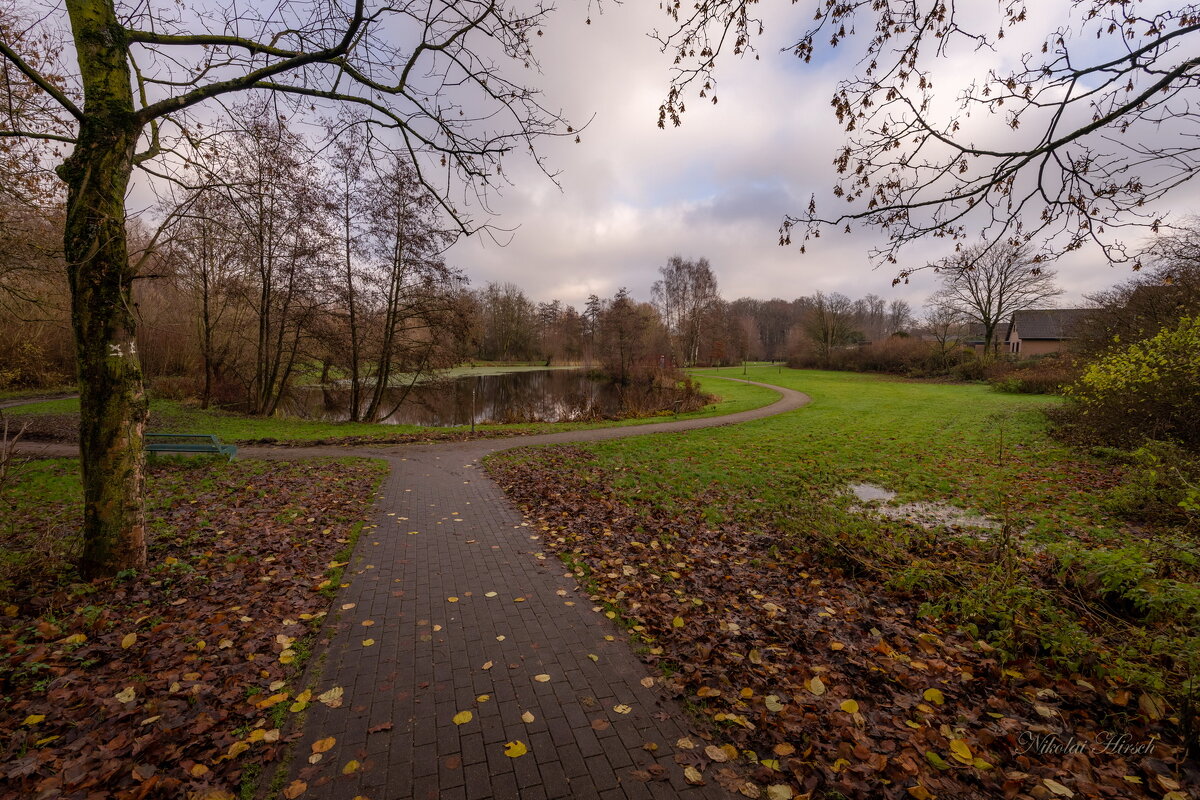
xmin=288 ymin=368 xmax=688 ymax=426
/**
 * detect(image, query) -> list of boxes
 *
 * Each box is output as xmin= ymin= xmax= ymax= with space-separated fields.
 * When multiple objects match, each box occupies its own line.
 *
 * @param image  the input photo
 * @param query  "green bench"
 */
xmin=145 ymin=433 xmax=237 ymax=461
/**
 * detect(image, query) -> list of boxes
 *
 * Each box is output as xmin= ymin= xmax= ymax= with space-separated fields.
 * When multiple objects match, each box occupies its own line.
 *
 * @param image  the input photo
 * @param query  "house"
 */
xmin=1003 ymin=309 xmax=1089 ymax=356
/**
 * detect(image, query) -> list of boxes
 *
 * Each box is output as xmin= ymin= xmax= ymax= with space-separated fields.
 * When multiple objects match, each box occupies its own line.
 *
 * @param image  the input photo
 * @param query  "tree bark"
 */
xmin=59 ymin=0 xmax=148 ymax=578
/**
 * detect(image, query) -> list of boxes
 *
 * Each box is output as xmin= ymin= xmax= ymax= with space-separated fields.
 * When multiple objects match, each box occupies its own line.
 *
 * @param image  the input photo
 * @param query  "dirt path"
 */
xmin=13 ymin=378 xmax=811 ymax=799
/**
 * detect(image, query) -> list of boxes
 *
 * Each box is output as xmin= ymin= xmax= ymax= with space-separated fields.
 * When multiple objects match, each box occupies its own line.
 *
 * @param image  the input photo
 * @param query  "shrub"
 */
xmin=1105 ymin=441 xmax=1200 ymax=532
xmin=986 ymin=354 xmax=1079 ymax=394
xmin=1057 ymin=316 xmax=1200 ymax=449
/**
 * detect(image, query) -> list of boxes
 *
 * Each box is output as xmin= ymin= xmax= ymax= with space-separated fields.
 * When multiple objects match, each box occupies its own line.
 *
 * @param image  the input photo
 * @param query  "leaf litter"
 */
xmin=489 ymin=446 xmax=1197 ymax=800
xmin=0 ymin=458 xmax=383 ymax=798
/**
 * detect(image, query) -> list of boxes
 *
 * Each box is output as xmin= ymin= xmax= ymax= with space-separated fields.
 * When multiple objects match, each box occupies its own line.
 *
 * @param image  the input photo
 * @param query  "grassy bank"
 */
xmin=6 ymin=374 xmax=779 ymax=445
xmin=488 ymin=367 xmax=1197 ymax=800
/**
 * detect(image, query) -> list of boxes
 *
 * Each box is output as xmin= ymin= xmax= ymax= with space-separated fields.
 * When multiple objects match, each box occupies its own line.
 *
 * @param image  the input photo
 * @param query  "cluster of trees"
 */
xmin=2 ymin=109 xmax=470 ymax=424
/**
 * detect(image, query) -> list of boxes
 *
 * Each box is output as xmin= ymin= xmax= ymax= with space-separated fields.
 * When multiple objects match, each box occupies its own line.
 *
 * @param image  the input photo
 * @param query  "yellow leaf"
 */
xmin=317 ymin=687 xmax=344 ymax=708
xmin=533 ymin=674 xmax=550 ymax=682
xmin=190 ymin=764 xmax=209 ymax=778
xmin=482 ymin=661 xmax=494 ymax=670
xmin=807 ymin=677 xmax=826 ymax=696
xmin=23 ymin=714 xmax=45 ymax=726
xmin=922 ymin=688 xmax=945 ymax=705
xmin=63 ymin=633 xmax=86 ymax=645
xmin=672 ymin=616 xmax=685 ymax=628
xmin=227 ymin=741 xmax=250 ymax=759
xmin=121 ymin=633 xmax=137 ymax=649
xmin=684 ymin=766 xmax=704 ymax=785
xmin=246 ymin=729 xmax=266 ymax=743
xmin=840 ymin=700 xmax=859 ymax=713
xmin=521 ymin=711 xmax=535 ymax=723
xmin=342 ymin=759 xmax=360 ymax=775
xmin=257 ymin=692 xmax=289 ymax=709
xmin=832 ymin=758 xmax=850 ymax=773
xmin=767 ymin=786 xmax=793 ymax=800
xmin=906 ymin=786 xmax=933 ymax=800
xmin=949 ymin=739 xmax=972 ymax=764
xmin=764 ymin=695 xmax=784 ymax=712
xmin=503 ymin=740 xmax=528 ymax=758
xmin=34 ymin=735 xmax=59 ymax=746
xmin=773 ymin=743 xmax=795 ymax=756
xmin=453 ymin=710 xmax=473 ymax=725
xmin=362 ymin=639 xmax=375 ymax=647
xmin=115 ymin=687 xmax=136 ymax=704
xmin=312 ymin=736 xmax=336 ymax=753
xmin=640 ymin=677 xmax=655 ymax=688
xmin=2 ymin=605 xmax=17 ymax=617
xmin=676 ymin=737 xmax=696 ymax=749
xmin=477 ymin=694 xmax=490 ymax=702
xmin=613 ymin=704 xmax=632 ymax=714
xmin=447 ymin=597 xmax=459 ymax=603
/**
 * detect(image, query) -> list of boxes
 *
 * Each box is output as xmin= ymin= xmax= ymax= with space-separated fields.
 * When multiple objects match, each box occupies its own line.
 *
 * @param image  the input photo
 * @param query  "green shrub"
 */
xmin=1105 ymin=441 xmax=1200 ymax=531
xmin=1058 ymin=316 xmax=1200 ymax=448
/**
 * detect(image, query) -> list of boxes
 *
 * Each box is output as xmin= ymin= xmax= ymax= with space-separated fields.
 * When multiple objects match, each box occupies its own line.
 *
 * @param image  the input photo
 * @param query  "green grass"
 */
xmin=6 ymin=374 xmax=778 ymax=445
xmin=585 ymin=367 xmax=1095 ymax=542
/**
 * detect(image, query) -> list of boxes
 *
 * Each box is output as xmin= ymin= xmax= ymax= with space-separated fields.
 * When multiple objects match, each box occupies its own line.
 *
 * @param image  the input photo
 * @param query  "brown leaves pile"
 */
xmin=491 ymin=447 xmax=1197 ymax=800
xmin=0 ymin=458 xmax=382 ymax=799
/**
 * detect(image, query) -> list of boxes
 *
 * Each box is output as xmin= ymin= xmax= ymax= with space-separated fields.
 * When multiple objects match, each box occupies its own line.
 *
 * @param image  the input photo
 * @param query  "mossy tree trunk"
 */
xmin=59 ymin=0 xmax=148 ymax=578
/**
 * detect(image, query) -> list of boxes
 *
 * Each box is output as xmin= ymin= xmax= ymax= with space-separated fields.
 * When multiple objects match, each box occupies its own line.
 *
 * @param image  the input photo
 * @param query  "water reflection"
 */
xmin=290 ymin=369 xmax=649 ymax=426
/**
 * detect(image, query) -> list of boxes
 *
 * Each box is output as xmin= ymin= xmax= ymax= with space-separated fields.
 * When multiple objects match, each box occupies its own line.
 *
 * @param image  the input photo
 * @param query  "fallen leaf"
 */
xmin=503 ymin=740 xmax=528 ymax=758
xmin=922 ymin=688 xmax=945 ymax=705
xmin=22 ymin=714 xmax=45 ymax=726
xmin=317 ymin=687 xmax=344 ymax=708
xmin=705 ymin=745 xmax=728 ymax=762
xmin=840 ymin=699 xmax=859 ymax=713
xmin=613 ymin=704 xmax=632 ymax=714
xmin=342 ymin=759 xmax=360 ymax=775
xmin=362 ymin=638 xmax=375 ymax=647
xmin=807 ymin=677 xmax=825 ymax=696
xmin=684 ymin=766 xmax=704 ymax=785
xmin=1042 ymin=778 xmax=1074 ymax=797
xmin=766 ymin=786 xmax=793 ymax=800
xmin=640 ymin=677 xmax=655 ymax=688
xmin=533 ymin=673 xmax=550 ymax=682
xmin=121 ymin=633 xmax=137 ymax=649
xmin=312 ymin=737 xmax=336 ymax=753
xmin=115 ymin=687 xmax=136 ymax=704
xmin=453 ymin=710 xmax=473 ymax=725
xmin=282 ymin=780 xmax=307 ymax=799
xmin=521 ymin=711 xmax=535 ymax=723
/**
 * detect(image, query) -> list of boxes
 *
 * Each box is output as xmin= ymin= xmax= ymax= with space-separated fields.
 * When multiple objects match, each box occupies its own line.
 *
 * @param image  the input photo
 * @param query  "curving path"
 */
xmin=14 ymin=378 xmax=810 ymax=799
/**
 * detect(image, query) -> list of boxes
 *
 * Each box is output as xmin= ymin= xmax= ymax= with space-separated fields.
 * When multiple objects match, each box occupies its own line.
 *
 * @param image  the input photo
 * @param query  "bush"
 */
xmin=985 ymin=354 xmax=1079 ymax=394
xmin=1105 ymin=441 xmax=1200 ymax=532
xmin=1057 ymin=316 xmax=1200 ymax=449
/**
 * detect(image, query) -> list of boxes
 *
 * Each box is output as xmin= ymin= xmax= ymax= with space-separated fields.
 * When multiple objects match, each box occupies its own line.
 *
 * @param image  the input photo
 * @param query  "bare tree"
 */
xmin=930 ymin=242 xmax=1063 ymax=357
xmin=652 ymin=255 xmax=720 ymax=366
xmin=801 ymin=291 xmax=859 ymax=366
xmin=656 ymin=2 xmax=1200 ymax=275
xmin=922 ymin=305 xmax=968 ymax=373
xmin=1 ymin=0 xmax=569 ymax=575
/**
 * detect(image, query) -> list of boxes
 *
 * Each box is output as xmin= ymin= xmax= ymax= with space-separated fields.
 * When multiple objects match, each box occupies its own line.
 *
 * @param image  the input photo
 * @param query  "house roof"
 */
xmin=1006 ymin=309 xmax=1089 ymax=341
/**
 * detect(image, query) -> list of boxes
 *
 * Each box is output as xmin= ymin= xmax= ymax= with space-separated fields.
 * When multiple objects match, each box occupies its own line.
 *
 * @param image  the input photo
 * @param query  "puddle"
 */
xmin=849 ymin=482 xmax=897 ymax=503
xmin=848 ymin=483 xmax=1003 ymax=535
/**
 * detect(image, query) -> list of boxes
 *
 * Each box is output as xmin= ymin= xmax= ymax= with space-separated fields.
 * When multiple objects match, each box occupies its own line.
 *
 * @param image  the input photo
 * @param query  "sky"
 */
xmin=442 ymin=1 xmax=1195 ymax=312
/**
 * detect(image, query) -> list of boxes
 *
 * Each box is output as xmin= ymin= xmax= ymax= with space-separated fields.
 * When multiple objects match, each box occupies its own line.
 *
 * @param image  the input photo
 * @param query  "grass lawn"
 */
xmin=488 ymin=367 xmax=1198 ymax=800
xmin=0 ymin=456 xmax=385 ymax=798
xmin=5 ymin=374 xmax=779 ymax=445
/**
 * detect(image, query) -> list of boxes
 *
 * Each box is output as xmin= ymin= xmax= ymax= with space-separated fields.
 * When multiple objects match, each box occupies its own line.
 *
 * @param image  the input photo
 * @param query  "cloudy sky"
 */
xmin=444 ymin=1 xmax=1191 ymax=312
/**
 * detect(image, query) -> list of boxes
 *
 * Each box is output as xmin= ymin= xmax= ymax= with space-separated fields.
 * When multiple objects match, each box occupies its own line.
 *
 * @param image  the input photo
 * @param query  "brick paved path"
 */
xmin=14 ymin=378 xmax=810 ymax=799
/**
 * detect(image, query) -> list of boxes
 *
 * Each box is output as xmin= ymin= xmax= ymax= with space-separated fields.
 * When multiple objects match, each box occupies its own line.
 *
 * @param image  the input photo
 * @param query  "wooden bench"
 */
xmin=145 ymin=433 xmax=237 ymax=461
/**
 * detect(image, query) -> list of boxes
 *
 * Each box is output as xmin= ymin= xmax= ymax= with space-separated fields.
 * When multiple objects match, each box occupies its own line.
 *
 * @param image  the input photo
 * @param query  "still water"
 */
xmin=291 ymin=369 xmax=642 ymax=426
